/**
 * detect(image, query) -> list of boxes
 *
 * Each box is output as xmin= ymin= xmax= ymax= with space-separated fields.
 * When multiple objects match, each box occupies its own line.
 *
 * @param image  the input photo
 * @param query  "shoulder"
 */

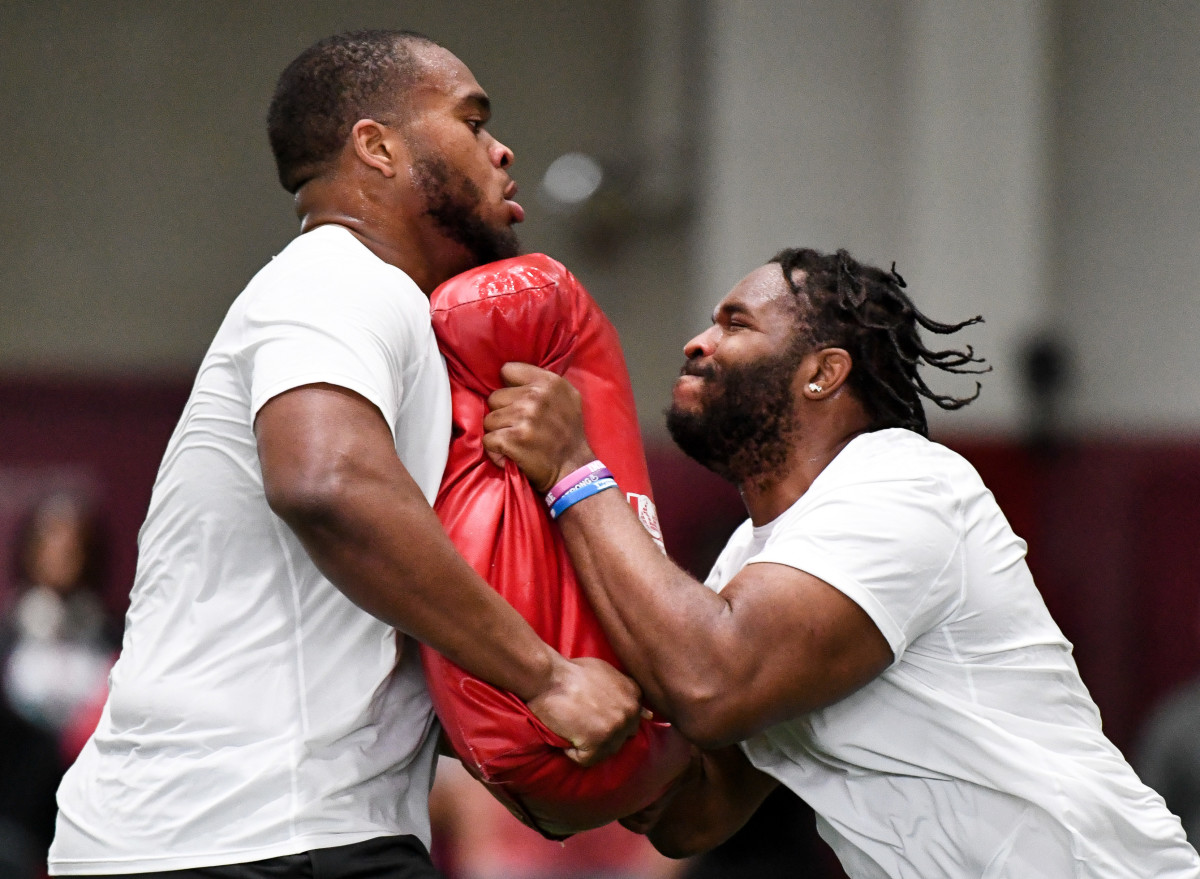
xmin=837 ymin=428 xmax=972 ymax=476
xmin=765 ymin=429 xmax=973 ymax=557
xmin=280 ymin=225 xmax=420 ymax=285
xmin=813 ymin=429 xmax=983 ymax=507
xmin=244 ymin=226 xmax=429 ymax=326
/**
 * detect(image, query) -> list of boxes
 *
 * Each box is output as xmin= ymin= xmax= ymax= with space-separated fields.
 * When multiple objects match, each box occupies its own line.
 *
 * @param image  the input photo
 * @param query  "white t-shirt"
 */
xmin=50 ymin=225 xmax=452 ymax=874
xmin=706 ymin=428 xmax=1200 ymax=879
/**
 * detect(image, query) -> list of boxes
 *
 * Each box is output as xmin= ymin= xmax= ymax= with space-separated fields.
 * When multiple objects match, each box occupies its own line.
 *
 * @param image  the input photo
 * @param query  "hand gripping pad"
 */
xmin=423 ymin=254 xmax=691 ymax=839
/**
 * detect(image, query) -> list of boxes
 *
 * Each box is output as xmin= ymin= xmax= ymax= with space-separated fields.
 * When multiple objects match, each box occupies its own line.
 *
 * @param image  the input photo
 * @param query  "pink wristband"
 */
xmin=545 ymin=461 xmax=609 ymax=507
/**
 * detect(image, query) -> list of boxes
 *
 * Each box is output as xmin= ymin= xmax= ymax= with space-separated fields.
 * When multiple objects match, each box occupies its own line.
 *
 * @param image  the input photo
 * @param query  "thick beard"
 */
xmin=665 ymin=347 xmax=804 ymax=488
xmin=411 ymin=154 xmax=521 ymax=266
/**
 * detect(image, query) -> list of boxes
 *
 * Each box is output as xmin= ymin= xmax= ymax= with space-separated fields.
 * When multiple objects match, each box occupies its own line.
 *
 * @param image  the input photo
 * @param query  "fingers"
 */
xmin=563 ymin=710 xmax=636 ymax=767
xmin=482 ymin=364 xmax=592 ymax=493
xmin=535 ymin=655 xmax=644 ymax=769
xmin=487 ymin=363 xmax=579 ymax=415
xmin=487 ymin=363 xmax=556 ymax=418
xmin=485 ymin=384 xmax=528 ymax=414
xmin=565 ymin=658 xmax=644 ymax=767
xmin=499 ymin=361 xmax=555 ymax=388
xmin=565 ymin=712 xmax=638 ymax=768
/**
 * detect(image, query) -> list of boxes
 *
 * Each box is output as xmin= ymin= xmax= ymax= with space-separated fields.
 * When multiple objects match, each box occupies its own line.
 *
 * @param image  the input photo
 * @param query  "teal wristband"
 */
xmin=549 ymin=476 xmax=617 ymax=519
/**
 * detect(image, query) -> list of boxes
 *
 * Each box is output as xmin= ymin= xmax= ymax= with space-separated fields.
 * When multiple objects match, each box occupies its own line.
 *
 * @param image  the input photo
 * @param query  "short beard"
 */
xmin=665 ymin=345 xmax=804 ymax=488
xmin=412 ymin=154 xmax=521 ymax=266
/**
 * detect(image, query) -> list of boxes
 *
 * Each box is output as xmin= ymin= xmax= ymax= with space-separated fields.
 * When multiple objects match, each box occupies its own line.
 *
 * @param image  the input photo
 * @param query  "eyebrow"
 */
xmin=459 ymin=92 xmax=491 ymax=115
xmin=713 ymin=302 xmax=752 ymax=322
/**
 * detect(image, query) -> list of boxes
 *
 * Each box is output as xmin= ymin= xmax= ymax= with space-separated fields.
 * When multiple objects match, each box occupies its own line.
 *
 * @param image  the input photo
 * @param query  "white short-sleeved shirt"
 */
xmin=706 ymin=429 xmax=1199 ymax=879
xmin=50 ymin=225 xmax=452 ymax=874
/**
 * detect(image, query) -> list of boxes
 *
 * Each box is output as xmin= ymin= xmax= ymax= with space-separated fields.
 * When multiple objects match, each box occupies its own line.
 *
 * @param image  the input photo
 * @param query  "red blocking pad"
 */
xmin=423 ymin=254 xmax=691 ymax=838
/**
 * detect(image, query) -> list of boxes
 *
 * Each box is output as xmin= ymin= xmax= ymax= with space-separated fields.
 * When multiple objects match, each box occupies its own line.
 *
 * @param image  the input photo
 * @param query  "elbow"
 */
xmin=263 ymin=465 xmax=350 ymax=532
xmin=672 ymin=715 xmax=746 ymax=752
xmin=664 ymin=685 xmax=755 ymax=751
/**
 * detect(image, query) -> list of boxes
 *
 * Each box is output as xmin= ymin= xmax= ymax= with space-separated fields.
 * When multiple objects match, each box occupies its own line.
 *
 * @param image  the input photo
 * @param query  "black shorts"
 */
xmin=65 ymin=835 xmax=443 ymax=879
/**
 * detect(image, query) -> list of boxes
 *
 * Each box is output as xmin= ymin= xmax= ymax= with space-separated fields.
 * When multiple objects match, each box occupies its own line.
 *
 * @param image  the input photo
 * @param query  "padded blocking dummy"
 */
xmin=422 ymin=254 xmax=691 ymax=839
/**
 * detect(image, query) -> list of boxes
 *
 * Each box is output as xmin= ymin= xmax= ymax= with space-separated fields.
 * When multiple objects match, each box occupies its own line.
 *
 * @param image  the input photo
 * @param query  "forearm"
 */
xmin=555 ymin=486 xmax=738 ymax=740
xmin=483 ymin=367 xmax=893 ymax=748
xmin=481 ymin=366 xmax=744 ymax=736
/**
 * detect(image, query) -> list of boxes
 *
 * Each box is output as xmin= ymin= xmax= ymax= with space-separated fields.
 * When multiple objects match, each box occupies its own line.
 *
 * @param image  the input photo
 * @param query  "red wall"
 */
xmin=3 ymin=375 xmax=1199 ymax=754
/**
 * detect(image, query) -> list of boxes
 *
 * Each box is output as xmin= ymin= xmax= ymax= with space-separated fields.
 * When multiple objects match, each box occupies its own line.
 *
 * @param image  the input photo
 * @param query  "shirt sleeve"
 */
xmin=241 ymin=260 xmax=421 ymax=436
xmin=748 ymin=469 xmax=962 ymax=662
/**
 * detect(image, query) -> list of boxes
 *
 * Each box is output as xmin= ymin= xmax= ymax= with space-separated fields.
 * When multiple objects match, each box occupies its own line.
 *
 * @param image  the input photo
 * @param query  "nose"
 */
xmin=490 ymin=136 xmax=514 ymax=169
xmin=684 ymin=326 xmax=718 ymax=360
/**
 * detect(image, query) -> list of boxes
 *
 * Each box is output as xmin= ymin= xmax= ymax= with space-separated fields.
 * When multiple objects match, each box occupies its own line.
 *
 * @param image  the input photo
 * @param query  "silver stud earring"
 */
xmin=808 ymin=383 xmax=823 ymax=394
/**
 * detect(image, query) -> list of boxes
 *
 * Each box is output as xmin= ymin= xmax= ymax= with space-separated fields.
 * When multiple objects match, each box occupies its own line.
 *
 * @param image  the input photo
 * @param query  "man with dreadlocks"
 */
xmin=484 ymin=248 xmax=1200 ymax=878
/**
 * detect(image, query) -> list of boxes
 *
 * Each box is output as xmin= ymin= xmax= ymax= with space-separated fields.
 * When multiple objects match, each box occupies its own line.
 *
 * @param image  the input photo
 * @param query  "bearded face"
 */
xmin=665 ymin=341 xmax=805 ymax=487
xmin=411 ymin=153 xmax=521 ymax=266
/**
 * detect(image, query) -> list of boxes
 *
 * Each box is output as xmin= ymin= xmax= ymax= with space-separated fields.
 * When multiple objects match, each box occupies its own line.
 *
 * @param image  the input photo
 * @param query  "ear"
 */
xmin=349 ymin=118 xmax=405 ymax=178
xmin=800 ymin=348 xmax=853 ymax=399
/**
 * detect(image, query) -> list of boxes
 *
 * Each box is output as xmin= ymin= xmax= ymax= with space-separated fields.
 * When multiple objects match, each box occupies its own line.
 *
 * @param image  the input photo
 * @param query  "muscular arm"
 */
xmin=483 ymin=366 xmax=892 ymax=748
xmin=255 ymin=383 xmax=640 ymax=764
xmin=552 ymin=490 xmax=889 ymax=746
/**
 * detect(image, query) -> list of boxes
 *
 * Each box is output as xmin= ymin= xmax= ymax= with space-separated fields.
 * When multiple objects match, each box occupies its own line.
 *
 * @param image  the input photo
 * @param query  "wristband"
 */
xmin=547 ymin=470 xmax=613 ymax=516
xmin=549 ymin=477 xmax=618 ymax=519
xmin=545 ymin=460 xmax=610 ymax=507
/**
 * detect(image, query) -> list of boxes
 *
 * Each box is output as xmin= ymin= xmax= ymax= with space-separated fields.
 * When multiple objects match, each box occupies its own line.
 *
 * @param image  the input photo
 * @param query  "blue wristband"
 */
xmin=549 ymin=476 xmax=617 ymax=519
xmin=545 ymin=461 xmax=610 ymax=507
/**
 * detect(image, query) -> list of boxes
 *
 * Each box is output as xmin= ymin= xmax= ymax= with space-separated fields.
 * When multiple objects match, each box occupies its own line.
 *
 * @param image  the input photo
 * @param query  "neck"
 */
xmin=739 ymin=406 xmax=873 ymax=527
xmin=293 ymin=177 xmax=464 ymax=295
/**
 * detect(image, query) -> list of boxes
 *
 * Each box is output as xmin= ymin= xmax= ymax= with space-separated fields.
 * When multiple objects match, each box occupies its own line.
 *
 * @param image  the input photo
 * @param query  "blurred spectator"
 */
xmin=0 ymin=492 xmax=119 ymax=746
xmin=0 ymin=676 xmax=63 ymax=879
xmin=430 ymin=757 xmax=688 ymax=879
xmin=1135 ymin=605 xmax=1200 ymax=847
xmin=1137 ymin=678 xmax=1200 ymax=845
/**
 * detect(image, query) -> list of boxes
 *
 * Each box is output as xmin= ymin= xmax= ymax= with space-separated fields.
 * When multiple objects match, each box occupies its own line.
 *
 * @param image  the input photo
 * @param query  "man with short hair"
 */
xmin=48 ymin=30 xmax=641 ymax=879
xmin=484 ymin=248 xmax=1200 ymax=877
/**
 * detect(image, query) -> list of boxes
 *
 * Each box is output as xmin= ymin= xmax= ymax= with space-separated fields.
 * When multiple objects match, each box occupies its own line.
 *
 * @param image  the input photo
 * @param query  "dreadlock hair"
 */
xmin=267 ymin=29 xmax=439 ymax=194
xmin=770 ymin=248 xmax=990 ymax=437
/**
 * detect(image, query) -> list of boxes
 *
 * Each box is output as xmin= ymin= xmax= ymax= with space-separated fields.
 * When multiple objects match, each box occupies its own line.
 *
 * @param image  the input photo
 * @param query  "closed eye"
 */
xmin=716 ymin=302 xmax=757 ymax=332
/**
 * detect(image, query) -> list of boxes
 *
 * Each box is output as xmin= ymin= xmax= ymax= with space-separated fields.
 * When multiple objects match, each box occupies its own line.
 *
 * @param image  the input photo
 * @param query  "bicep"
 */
xmin=252 ymin=383 xmax=460 ymax=630
xmin=713 ymin=562 xmax=893 ymax=735
xmin=255 ymin=382 xmax=405 ymax=510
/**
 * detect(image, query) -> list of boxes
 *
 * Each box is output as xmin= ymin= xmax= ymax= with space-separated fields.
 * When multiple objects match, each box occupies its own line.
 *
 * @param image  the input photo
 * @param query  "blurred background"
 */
xmin=2 ymin=2 xmax=1199 ymax=877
